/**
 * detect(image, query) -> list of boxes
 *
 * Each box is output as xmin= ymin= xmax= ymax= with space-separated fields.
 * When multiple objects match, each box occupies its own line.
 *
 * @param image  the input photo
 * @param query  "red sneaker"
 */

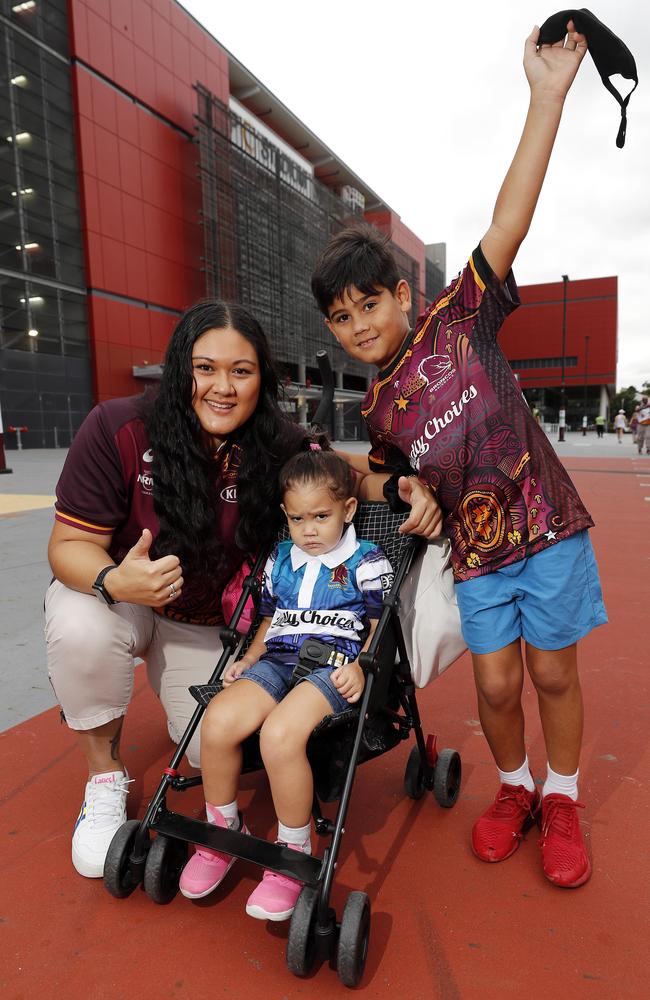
xmin=540 ymin=793 xmax=591 ymax=888
xmin=472 ymin=783 xmax=541 ymax=862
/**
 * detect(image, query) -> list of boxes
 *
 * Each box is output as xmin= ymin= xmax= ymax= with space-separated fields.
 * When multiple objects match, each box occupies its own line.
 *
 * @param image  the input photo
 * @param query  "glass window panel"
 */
xmin=6 ymin=0 xmax=70 ymax=57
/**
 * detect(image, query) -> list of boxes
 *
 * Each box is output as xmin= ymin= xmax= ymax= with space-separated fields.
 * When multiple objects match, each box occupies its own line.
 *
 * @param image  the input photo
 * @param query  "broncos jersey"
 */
xmin=259 ymin=524 xmax=394 ymax=663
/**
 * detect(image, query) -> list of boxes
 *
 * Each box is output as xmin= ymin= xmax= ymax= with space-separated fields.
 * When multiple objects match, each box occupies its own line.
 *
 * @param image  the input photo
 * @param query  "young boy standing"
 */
xmin=311 ymin=23 xmax=607 ymax=887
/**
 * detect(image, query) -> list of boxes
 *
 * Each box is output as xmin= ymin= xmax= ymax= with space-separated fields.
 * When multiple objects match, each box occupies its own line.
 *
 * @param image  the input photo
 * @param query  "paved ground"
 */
xmin=0 ymin=448 xmax=66 ymax=729
xmin=0 ymin=435 xmax=648 ymax=998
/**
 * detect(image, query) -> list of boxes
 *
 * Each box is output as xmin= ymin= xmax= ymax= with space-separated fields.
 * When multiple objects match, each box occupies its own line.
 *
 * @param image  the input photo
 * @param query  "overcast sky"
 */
xmin=181 ymin=0 xmax=649 ymax=391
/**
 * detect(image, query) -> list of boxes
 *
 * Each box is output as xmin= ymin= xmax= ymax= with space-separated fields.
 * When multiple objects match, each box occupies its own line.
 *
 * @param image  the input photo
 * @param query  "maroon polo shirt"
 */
xmin=55 ymin=396 xmax=244 ymax=625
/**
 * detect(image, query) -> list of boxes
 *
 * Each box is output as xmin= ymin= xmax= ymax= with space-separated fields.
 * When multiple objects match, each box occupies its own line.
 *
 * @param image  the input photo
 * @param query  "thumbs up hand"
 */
xmin=107 ymin=529 xmax=184 ymax=606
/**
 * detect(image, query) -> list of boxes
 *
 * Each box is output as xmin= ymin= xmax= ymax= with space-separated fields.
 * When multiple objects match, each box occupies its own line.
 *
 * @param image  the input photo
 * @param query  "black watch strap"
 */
xmin=92 ymin=565 xmax=117 ymax=605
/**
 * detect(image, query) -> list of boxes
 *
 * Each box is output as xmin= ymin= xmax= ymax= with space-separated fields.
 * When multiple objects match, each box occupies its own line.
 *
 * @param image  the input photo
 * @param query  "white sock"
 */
xmin=277 ymin=820 xmax=311 ymax=854
xmin=207 ymin=799 xmax=240 ymax=829
xmin=543 ymin=764 xmax=579 ymax=801
xmin=497 ymin=757 xmax=535 ymax=793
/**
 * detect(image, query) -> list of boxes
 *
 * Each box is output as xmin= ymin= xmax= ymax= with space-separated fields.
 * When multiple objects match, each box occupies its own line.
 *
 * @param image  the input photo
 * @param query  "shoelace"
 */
xmin=490 ymin=786 xmax=537 ymax=819
xmin=88 ymin=776 xmax=133 ymax=827
xmin=542 ymin=798 xmax=585 ymax=839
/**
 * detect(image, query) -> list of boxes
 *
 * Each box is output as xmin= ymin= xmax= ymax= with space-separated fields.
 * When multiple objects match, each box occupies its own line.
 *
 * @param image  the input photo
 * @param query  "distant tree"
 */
xmin=611 ymin=385 xmax=638 ymax=417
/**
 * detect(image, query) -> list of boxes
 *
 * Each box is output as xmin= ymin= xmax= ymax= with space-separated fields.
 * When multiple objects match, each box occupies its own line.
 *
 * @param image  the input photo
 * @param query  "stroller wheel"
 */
xmin=337 ymin=890 xmax=371 ymax=988
xmin=104 ymin=820 xmax=145 ymax=898
xmin=433 ymin=748 xmax=462 ymax=808
xmin=144 ymin=834 xmax=187 ymax=904
xmin=286 ymin=885 xmax=319 ymax=977
xmin=404 ymin=745 xmax=426 ymax=799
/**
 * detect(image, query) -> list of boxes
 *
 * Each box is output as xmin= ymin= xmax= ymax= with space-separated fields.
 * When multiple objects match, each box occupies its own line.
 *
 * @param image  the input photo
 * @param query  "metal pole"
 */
xmin=582 ymin=335 xmax=590 ymax=435
xmin=558 ymin=275 xmax=569 ymax=442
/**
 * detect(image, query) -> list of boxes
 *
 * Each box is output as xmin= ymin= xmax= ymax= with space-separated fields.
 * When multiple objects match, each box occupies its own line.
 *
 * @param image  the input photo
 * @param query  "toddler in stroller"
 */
xmin=179 ymin=449 xmax=393 ymax=916
xmin=104 ymin=449 xmax=461 ymax=987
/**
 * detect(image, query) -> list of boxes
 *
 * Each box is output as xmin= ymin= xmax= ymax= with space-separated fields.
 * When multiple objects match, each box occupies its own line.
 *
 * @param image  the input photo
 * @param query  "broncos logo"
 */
xmin=330 ymin=565 xmax=349 ymax=588
xmin=418 ymin=353 xmax=453 ymax=390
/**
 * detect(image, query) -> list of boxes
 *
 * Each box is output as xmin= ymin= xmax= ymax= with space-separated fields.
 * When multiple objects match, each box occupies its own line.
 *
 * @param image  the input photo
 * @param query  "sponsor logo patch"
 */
xmin=409 ymin=384 xmax=479 ymax=470
xmin=329 ymin=565 xmax=349 ymax=588
xmin=138 ymin=472 xmax=153 ymax=495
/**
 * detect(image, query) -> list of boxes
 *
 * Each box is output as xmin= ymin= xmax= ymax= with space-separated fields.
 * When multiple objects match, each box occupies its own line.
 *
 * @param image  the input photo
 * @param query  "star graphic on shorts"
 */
xmin=394 ymin=394 xmax=409 ymax=412
xmin=545 ymin=529 xmax=558 ymax=541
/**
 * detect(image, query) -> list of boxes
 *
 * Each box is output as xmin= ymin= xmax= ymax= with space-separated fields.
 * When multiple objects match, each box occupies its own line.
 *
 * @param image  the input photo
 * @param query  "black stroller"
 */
xmin=104 ymin=501 xmax=462 ymax=988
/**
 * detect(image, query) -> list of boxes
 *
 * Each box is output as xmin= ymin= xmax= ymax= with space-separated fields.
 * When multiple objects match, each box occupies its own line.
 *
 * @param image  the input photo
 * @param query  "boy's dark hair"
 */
xmin=279 ymin=450 xmax=354 ymax=503
xmin=311 ymin=221 xmax=402 ymax=316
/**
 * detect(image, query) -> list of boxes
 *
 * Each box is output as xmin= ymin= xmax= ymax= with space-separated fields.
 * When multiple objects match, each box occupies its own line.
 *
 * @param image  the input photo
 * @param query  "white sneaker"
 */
xmin=71 ymin=769 xmax=132 ymax=877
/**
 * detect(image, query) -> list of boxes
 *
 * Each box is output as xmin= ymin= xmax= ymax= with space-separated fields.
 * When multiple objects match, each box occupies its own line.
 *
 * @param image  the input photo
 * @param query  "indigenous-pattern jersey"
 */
xmin=259 ymin=525 xmax=394 ymax=663
xmin=362 ymin=245 xmax=594 ymax=581
xmin=55 ymin=396 xmax=244 ymax=626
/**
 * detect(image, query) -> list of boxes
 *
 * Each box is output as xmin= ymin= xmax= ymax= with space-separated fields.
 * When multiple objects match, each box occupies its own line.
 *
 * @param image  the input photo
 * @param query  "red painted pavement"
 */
xmin=1 ymin=456 xmax=648 ymax=999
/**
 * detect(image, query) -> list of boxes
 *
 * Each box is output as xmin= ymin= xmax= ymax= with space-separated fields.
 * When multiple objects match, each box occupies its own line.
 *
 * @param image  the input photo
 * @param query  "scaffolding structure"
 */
xmin=195 ymin=86 xmax=421 ymax=385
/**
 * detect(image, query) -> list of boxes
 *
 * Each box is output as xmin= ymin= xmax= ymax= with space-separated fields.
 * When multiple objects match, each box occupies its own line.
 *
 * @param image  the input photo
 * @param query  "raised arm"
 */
xmin=481 ymin=22 xmax=588 ymax=281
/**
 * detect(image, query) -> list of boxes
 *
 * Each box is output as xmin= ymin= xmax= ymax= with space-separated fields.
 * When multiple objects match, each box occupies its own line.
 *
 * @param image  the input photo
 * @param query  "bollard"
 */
xmin=0 ymin=406 xmax=12 ymax=474
xmin=8 ymin=425 xmax=28 ymax=451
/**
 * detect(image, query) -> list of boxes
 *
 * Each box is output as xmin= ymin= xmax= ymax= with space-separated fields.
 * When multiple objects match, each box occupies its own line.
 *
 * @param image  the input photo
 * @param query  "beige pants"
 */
xmin=44 ymin=580 xmax=224 ymax=766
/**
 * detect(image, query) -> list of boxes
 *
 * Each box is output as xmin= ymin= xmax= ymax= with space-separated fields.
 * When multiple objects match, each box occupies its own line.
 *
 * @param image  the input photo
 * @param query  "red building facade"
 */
xmin=67 ymin=0 xmax=429 ymax=404
xmin=0 ymin=1 xmax=618 ymax=444
xmin=69 ymin=0 xmax=228 ymax=402
xmin=500 ymin=275 xmax=617 ymax=426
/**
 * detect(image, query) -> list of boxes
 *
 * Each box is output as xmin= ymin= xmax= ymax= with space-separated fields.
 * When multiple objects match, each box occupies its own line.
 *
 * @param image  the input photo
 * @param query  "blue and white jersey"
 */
xmin=259 ymin=525 xmax=394 ymax=663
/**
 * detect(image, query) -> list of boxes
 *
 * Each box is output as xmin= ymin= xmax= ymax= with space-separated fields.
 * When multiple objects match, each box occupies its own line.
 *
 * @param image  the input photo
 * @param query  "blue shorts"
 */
xmin=455 ymin=531 xmax=608 ymax=654
xmin=236 ymin=655 xmax=350 ymax=715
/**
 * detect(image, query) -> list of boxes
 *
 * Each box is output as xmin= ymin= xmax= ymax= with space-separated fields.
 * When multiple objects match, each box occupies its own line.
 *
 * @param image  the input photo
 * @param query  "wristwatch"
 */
xmin=92 ymin=565 xmax=117 ymax=606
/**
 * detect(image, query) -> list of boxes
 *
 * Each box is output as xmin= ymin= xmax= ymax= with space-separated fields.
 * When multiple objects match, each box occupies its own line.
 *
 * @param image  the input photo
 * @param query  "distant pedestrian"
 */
xmin=629 ymin=406 xmax=640 ymax=443
xmin=637 ymin=397 xmax=650 ymax=455
xmin=594 ymin=414 xmax=605 ymax=438
xmin=614 ymin=409 xmax=627 ymax=443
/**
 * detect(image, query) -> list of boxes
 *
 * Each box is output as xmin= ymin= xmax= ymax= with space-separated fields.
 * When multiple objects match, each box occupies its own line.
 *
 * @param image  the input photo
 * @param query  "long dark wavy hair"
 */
xmin=144 ymin=300 xmax=307 ymax=582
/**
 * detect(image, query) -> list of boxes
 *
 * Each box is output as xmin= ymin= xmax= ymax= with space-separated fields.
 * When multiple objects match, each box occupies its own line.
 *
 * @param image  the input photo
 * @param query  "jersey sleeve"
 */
xmin=367 ymin=430 xmax=416 ymax=475
xmin=54 ymin=405 xmax=127 ymax=535
xmin=258 ymin=547 xmax=279 ymax=617
xmin=355 ymin=546 xmax=394 ymax=619
xmin=413 ymin=243 xmax=519 ymax=346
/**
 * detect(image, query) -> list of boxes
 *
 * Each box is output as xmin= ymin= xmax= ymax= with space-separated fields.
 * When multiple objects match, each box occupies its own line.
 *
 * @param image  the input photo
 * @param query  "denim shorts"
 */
xmin=455 ymin=530 xmax=608 ymax=654
xmin=236 ymin=655 xmax=350 ymax=715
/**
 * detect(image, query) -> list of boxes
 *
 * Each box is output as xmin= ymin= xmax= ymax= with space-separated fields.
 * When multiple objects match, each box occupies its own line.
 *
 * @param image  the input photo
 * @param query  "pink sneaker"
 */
xmin=245 ymin=841 xmax=308 ymax=921
xmin=179 ymin=807 xmax=248 ymax=900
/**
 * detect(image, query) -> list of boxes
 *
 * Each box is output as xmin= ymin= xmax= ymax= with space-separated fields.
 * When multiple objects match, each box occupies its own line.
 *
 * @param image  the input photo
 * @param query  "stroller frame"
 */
xmin=104 ymin=502 xmax=461 ymax=988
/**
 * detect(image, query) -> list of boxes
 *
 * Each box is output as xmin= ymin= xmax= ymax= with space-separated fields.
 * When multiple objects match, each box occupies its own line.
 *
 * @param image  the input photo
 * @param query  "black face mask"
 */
xmin=538 ymin=9 xmax=638 ymax=147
